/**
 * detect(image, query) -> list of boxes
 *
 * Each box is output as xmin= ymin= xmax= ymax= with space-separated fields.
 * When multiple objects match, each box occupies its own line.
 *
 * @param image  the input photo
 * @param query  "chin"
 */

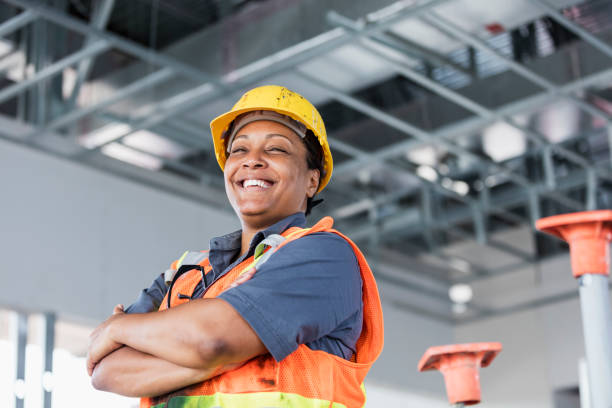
xmin=237 ymin=204 xmax=270 ymax=218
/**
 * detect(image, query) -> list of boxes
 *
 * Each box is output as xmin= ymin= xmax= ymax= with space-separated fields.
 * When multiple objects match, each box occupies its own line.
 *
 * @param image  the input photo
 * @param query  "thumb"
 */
xmin=229 ymin=267 xmax=256 ymax=289
xmin=113 ymin=304 xmax=124 ymax=315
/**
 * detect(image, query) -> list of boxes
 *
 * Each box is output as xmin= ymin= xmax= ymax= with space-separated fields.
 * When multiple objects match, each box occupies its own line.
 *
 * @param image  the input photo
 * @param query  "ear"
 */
xmin=306 ymin=169 xmax=320 ymax=198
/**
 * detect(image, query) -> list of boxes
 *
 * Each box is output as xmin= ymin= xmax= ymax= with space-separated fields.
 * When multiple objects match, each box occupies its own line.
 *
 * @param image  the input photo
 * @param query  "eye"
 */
xmin=266 ymin=146 xmax=288 ymax=153
xmin=230 ymin=146 xmax=247 ymax=154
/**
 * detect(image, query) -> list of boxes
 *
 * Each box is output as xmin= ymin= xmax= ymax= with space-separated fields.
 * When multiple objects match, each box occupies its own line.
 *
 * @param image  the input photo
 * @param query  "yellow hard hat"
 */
xmin=210 ymin=85 xmax=333 ymax=193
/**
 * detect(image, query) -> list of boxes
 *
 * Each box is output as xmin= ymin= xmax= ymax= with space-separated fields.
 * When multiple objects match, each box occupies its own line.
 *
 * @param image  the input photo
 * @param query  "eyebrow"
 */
xmin=233 ymin=133 xmax=295 ymax=144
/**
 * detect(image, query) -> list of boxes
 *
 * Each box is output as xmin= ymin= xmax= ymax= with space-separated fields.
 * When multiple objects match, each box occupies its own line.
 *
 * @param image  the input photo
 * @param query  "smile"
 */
xmin=240 ymin=179 xmax=274 ymax=190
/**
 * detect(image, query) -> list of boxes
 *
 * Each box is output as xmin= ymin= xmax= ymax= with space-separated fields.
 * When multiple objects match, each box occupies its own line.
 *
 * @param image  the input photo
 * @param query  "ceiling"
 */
xmin=1 ymin=0 xmax=611 ymax=323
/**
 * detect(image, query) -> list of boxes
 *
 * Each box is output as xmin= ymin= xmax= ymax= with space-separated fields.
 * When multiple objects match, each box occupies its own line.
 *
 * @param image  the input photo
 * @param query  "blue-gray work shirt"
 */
xmin=125 ymin=212 xmax=363 ymax=362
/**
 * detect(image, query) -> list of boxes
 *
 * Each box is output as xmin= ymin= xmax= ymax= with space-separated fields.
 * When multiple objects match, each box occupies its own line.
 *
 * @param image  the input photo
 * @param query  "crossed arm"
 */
xmin=87 ymin=298 xmax=266 ymax=397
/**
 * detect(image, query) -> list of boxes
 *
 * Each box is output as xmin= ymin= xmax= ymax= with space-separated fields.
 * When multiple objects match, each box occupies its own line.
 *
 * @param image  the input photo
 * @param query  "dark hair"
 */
xmin=303 ymin=130 xmax=324 ymax=216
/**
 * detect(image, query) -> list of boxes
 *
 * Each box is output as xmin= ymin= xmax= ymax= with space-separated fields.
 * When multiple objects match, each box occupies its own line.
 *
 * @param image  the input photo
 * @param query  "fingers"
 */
xmin=113 ymin=304 xmax=124 ymax=315
xmin=86 ymin=354 xmax=96 ymax=376
xmin=229 ymin=267 xmax=256 ymax=289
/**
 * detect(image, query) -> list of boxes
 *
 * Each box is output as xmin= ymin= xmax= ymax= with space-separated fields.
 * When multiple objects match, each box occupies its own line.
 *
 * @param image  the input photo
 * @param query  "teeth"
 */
xmin=243 ymin=179 xmax=271 ymax=188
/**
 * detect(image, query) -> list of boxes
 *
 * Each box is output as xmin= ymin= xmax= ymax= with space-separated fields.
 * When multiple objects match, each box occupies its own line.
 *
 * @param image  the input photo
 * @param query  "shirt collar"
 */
xmin=210 ymin=212 xmax=306 ymax=249
xmin=192 ymin=212 xmax=308 ymax=298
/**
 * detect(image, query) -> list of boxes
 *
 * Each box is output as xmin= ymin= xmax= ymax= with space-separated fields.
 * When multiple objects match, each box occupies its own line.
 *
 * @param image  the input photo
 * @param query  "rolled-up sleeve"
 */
xmin=218 ymin=232 xmax=363 ymax=362
xmin=125 ymin=273 xmax=167 ymax=314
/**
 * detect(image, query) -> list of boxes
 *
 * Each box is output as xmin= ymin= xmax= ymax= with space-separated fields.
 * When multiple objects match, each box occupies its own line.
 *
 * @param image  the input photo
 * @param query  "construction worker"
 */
xmin=86 ymin=85 xmax=384 ymax=408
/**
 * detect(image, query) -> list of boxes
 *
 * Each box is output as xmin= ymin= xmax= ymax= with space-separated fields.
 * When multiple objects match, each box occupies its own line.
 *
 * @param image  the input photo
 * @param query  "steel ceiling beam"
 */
xmin=39 ymin=67 xmax=175 ymax=134
xmin=297 ymin=70 xmax=516 ymax=182
xmin=534 ymin=0 xmax=612 ymax=59
xmin=5 ymin=0 xmax=453 ymax=93
xmin=300 ymin=68 xmax=598 ymax=211
xmin=344 ymin=164 xmax=591 ymax=244
xmin=113 ymin=139 xmax=214 ymax=183
xmin=421 ymin=11 xmax=612 ymax=166
xmin=3 ymin=0 xmax=224 ymax=85
xmin=18 ymin=0 xmax=450 ymax=157
xmin=66 ymin=0 xmax=116 ymax=108
xmin=333 ymin=65 xmax=612 ymax=177
xmin=0 ymin=9 xmax=36 ymax=38
xmin=0 ymin=40 xmax=111 ymax=105
xmin=328 ymin=14 xmax=599 ymax=219
xmin=305 ymin=74 xmax=599 ymax=255
xmin=74 ymin=81 xmax=218 ymax=157
xmin=326 ymin=10 xmax=474 ymax=78
xmin=378 ymin=30 xmax=474 ymax=78
xmin=298 ymin=71 xmax=555 ymax=260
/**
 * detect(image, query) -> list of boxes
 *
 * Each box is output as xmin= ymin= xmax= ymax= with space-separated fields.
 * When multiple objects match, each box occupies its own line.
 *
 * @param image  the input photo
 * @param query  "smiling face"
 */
xmin=224 ymin=120 xmax=320 ymax=230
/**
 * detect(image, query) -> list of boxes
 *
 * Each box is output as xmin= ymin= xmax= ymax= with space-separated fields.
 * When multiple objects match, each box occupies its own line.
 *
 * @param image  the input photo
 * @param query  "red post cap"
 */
xmin=536 ymin=210 xmax=612 ymax=278
xmin=418 ymin=342 xmax=502 ymax=406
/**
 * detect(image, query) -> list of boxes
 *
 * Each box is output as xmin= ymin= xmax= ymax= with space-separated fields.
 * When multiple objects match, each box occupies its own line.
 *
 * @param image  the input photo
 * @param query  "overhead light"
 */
xmin=357 ymin=169 xmax=372 ymax=185
xmin=485 ymin=175 xmax=498 ymax=187
xmin=449 ymin=283 xmax=473 ymax=304
xmin=62 ymin=67 xmax=77 ymax=99
xmin=537 ymin=101 xmax=579 ymax=143
xmin=0 ymin=38 xmax=12 ymax=55
xmin=13 ymin=379 xmax=25 ymax=399
xmin=406 ymin=145 xmax=437 ymax=166
xmin=79 ymin=123 xmax=132 ymax=149
xmin=441 ymin=177 xmax=453 ymax=189
xmin=123 ymin=130 xmax=190 ymax=159
xmin=451 ymin=180 xmax=470 ymax=196
xmin=482 ymin=121 xmax=526 ymax=162
xmin=42 ymin=371 xmax=54 ymax=392
xmin=101 ymin=142 xmax=163 ymax=171
xmin=449 ymin=257 xmax=471 ymax=274
xmin=417 ymin=165 xmax=438 ymax=182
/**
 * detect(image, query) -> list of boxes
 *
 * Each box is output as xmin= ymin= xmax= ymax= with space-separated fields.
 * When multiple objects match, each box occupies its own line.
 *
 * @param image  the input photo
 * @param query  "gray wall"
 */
xmin=368 ymin=290 xmax=454 ymax=395
xmin=0 ymin=137 xmax=237 ymax=324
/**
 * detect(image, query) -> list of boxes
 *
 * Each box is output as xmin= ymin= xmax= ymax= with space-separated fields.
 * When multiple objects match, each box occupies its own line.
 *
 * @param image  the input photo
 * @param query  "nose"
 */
xmin=242 ymin=158 xmax=264 ymax=169
xmin=242 ymin=149 xmax=266 ymax=169
xmin=241 ymin=152 xmax=266 ymax=169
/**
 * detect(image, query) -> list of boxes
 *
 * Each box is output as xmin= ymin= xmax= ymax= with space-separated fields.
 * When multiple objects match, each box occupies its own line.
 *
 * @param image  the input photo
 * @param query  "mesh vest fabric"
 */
xmin=140 ymin=217 xmax=384 ymax=408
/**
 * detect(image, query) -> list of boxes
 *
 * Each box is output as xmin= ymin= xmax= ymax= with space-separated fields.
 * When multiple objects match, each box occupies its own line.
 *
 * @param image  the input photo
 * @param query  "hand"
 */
xmin=229 ymin=267 xmax=256 ymax=289
xmin=113 ymin=304 xmax=125 ymax=315
xmin=86 ymin=311 xmax=125 ymax=376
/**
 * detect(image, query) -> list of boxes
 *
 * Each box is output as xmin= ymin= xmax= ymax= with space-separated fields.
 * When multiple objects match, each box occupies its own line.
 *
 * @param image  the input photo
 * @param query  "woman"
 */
xmin=87 ymin=85 xmax=384 ymax=408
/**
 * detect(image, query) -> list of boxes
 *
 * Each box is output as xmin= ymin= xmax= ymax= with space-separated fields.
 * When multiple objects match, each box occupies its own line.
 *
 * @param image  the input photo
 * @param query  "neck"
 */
xmin=238 ymin=217 xmax=278 ymax=257
xmin=239 ymin=228 xmax=257 ymax=257
xmin=237 ymin=211 xmax=304 ymax=257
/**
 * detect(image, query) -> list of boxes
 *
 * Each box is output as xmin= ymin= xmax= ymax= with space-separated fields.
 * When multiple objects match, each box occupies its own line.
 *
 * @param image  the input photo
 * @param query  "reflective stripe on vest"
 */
xmin=164 ymin=251 xmax=209 ymax=285
xmin=141 ymin=217 xmax=384 ymax=408
xmin=151 ymin=391 xmax=348 ymax=408
xmin=238 ymin=227 xmax=306 ymax=277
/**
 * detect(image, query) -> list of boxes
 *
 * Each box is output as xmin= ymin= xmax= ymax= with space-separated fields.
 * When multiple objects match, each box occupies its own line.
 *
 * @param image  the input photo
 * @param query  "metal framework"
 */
xmin=1 ymin=0 xmax=611 ymax=321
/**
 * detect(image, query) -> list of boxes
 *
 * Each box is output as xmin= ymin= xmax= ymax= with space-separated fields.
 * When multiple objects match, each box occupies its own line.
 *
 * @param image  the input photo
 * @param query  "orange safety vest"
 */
xmin=141 ymin=216 xmax=384 ymax=408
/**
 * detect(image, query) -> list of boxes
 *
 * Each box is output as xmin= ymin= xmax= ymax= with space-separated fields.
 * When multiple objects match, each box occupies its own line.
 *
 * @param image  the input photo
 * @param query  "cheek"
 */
xmin=223 ymin=162 xmax=238 ymax=194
